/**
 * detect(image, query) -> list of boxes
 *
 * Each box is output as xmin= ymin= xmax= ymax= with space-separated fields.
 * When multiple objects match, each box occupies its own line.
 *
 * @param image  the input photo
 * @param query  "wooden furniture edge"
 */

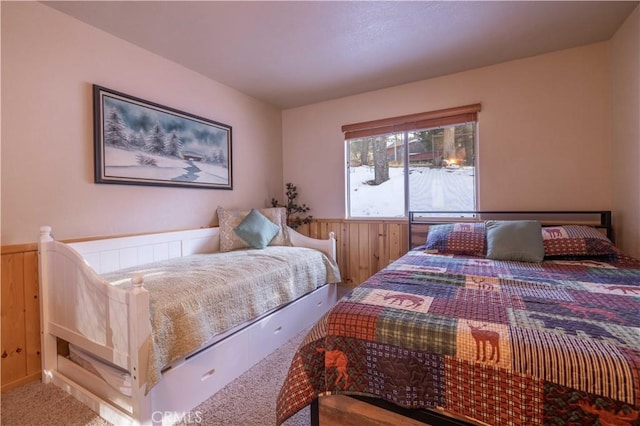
xmin=312 ymin=395 xmax=476 ymax=426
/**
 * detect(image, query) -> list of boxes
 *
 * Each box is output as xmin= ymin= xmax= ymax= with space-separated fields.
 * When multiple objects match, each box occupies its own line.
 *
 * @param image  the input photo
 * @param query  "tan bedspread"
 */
xmin=102 ymin=246 xmax=341 ymax=392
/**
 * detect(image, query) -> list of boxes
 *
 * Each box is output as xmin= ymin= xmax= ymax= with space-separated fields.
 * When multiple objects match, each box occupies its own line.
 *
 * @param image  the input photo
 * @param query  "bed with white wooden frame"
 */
xmin=38 ymin=225 xmax=339 ymax=425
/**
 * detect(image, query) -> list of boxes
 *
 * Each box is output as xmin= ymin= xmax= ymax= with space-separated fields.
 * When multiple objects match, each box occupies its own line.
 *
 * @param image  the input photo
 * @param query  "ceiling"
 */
xmin=44 ymin=1 xmax=638 ymax=109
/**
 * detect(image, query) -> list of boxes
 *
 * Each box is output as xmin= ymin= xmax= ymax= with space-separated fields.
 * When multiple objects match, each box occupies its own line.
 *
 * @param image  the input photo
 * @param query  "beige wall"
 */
xmin=611 ymin=5 xmax=640 ymax=258
xmin=1 ymin=2 xmax=283 ymax=245
xmin=283 ymin=43 xmax=613 ymax=219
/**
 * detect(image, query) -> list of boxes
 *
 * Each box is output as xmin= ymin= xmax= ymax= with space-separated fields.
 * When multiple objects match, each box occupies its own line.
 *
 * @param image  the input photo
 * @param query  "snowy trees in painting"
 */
xmin=104 ymin=108 xmax=129 ymax=148
xmin=146 ymin=122 xmax=169 ymax=156
xmin=166 ymin=132 xmax=183 ymax=158
xmin=104 ymin=110 xmax=185 ymax=161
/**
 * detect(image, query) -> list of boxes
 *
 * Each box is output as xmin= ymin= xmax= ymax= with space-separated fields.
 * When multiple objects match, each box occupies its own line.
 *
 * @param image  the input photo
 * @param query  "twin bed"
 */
xmin=38 ymin=207 xmax=341 ymax=425
xmin=277 ymin=211 xmax=640 ymax=426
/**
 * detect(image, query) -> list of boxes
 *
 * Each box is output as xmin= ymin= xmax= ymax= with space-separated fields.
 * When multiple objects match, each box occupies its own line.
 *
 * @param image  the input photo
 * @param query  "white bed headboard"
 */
xmin=67 ymin=227 xmax=220 ymax=274
xmin=44 ymin=225 xmax=337 ymax=275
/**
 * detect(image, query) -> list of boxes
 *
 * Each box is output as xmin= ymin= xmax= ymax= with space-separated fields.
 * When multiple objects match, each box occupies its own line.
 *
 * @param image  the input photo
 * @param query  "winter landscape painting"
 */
xmin=93 ymin=85 xmax=232 ymax=189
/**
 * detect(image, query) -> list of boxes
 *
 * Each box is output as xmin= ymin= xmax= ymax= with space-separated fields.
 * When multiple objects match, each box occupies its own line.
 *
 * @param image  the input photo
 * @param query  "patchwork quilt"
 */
xmin=276 ymin=249 xmax=640 ymax=425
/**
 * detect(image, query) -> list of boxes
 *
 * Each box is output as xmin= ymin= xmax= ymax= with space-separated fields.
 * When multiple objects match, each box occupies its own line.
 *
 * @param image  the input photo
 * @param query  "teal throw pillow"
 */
xmin=233 ymin=208 xmax=280 ymax=249
xmin=485 ymin=220 xmax=544 ymax=263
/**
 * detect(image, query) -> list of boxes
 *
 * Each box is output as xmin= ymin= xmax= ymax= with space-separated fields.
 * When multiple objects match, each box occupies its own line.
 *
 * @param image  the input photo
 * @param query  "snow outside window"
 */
xmin=346 ymin=122 xmax=477 ymax=218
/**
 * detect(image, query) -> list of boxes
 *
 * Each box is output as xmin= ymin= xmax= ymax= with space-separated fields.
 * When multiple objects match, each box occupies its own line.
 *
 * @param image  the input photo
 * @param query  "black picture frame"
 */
xmin=93 ymin=85 xmax=232 ymax=190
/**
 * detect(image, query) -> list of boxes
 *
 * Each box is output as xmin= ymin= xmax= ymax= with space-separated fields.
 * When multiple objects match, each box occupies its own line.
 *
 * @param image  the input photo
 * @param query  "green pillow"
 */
xmin=485 ymin=220 xmax=544 ymax=263
xmin=233 ymin=208 xmax=280 ymax=249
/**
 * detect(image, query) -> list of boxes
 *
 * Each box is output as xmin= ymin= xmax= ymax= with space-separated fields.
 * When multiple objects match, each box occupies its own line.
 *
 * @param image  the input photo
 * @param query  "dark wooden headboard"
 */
xmin=408 ymin=210 xmax=613 ymax=249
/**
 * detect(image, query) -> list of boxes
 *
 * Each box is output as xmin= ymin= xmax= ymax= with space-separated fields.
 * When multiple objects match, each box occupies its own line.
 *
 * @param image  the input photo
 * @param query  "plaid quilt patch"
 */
xmin=446 ymin=357 xmax=543 ymax=425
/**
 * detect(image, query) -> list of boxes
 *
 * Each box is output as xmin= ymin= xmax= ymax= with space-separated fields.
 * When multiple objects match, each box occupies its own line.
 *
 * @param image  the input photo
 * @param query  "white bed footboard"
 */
xmin=38 ymin=225 xmax=339 ymax=425
xmin=39 ymin=226 xmax=154 ymax=423
xmin=39 ymin=226 xmax=147 ymax=371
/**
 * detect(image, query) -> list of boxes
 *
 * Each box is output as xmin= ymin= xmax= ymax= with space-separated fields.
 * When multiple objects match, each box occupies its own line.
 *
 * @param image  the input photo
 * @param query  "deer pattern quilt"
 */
xmin=276 ymin=249 xmax=640 ymax=425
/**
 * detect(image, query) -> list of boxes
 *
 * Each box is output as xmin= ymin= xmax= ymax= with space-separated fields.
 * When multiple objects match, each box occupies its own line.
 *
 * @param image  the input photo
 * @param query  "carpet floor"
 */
xmin=0 ymin=329 xmax=310 ymax=426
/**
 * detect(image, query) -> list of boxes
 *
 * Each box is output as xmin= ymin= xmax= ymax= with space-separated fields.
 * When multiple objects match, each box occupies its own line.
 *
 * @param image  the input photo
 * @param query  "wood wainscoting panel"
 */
xmin=23 ymin=251 xmax=41 ymax=378
xmin=1 ymin=246 xmax=41 ymax=392
xmin=1 ymin=252 xmax=27 ymax=386
xmin=299 ymin=219 xmax=409 ymax=287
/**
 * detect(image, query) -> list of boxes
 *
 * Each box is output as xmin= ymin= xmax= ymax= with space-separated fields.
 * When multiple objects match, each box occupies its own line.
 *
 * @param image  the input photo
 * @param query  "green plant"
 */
xmin=271 ymin=182 xmax=313 ymax=229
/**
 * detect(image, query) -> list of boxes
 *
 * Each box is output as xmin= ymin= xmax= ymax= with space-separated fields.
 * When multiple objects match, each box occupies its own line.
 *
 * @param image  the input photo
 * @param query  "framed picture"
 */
xmin=93 ymin=85 xmax=232 ymax=190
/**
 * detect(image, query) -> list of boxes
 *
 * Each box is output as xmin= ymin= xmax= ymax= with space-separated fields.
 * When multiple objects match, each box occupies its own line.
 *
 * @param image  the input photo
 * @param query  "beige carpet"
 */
xmin=0 ymin=330 xmax=310 ymax=426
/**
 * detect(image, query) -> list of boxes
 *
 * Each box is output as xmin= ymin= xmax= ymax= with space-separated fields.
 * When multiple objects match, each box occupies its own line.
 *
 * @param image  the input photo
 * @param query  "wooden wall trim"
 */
xmin=312 ymin=218 xmax=408 ymax=224
xmin=2 ymin=243 xmax=37 ymax=255
xmin=0 ymin=219 xmax=409 ymax=392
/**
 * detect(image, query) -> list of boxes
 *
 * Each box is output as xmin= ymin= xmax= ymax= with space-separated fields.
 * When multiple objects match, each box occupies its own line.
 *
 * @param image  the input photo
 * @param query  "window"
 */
xmin=344 ymin=104 xmax=480 ymax=218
